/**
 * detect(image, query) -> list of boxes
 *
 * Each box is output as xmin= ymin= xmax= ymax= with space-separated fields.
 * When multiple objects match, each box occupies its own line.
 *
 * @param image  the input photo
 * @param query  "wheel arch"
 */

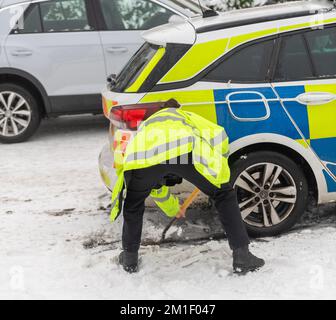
xmin=0 ymin=68 xmax=52 ymax=116
xmin=228 ymin=134 xmax=326 ymax=204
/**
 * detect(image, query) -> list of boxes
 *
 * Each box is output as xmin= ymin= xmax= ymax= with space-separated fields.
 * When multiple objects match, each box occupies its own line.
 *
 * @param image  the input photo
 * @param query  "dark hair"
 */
xmin=163 ymin=99 xmax=181 ymax=109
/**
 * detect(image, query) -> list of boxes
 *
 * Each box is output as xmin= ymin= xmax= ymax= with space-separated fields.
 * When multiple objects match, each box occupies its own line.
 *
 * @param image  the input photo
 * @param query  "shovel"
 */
xmin=160 ymin=188 xmax=201 ymax=242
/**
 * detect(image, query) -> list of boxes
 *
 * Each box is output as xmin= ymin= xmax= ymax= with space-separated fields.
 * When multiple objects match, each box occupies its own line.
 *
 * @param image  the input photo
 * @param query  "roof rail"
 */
xmin=197 ymin=5 xmax=335 ymax=34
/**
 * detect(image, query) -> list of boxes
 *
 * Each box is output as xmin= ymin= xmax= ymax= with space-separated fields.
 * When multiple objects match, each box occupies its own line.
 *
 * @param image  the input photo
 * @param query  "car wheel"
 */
xmin=0 ymin=83 xmax=41 ymax=144
xmin=231 ymin=151 xmax=309 ymax=237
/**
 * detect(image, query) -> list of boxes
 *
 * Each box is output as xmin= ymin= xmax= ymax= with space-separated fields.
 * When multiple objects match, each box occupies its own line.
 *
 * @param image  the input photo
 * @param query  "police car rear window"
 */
xmin=204 ymin=39 xmax=275 ymax=83
xmin=275 ymin=34 xmax=314 ymax=81
xmin=112 ymin=43 xmax=159 ymax=92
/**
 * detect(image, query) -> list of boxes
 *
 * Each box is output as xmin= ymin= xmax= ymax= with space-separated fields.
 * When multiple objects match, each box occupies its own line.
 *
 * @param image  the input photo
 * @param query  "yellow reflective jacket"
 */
xmin=110 ymin=108 xmax=230 ymax=222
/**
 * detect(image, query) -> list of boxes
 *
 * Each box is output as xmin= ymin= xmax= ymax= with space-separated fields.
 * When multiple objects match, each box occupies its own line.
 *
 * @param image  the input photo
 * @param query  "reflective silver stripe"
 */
xmin=164 ymin=108 xmax=183 ymax=115
xmin=210 ymin=130 xmax=228 ymax=147
xmin=111 ymin=195 xmax=119 ymax=208
xmin=141 ymin=116 xmax=185 ymax=129
xmin=126 ymin=136 xmax=194 ymax=162
xmin=152 ymin=190 xmax=171 ymax=203
xmin=223 ymin=151 xmax=230 ymax=158
xmin=139 ymin=109 xmax=195 ymax=131
xmin=157 ymin=187 xmax=164 ymax=195
xmin=194 ymin=155 xmax=218 ymax=178
xmin=166 ymin=109 xmax=196 ymax=131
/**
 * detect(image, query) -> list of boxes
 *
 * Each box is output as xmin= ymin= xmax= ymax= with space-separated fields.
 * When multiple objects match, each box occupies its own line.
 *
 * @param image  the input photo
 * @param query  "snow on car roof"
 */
xmin=191 ymin=0 xmax=335 ymax=33
xmin=159 ymin=0 xmax=204 ymax=16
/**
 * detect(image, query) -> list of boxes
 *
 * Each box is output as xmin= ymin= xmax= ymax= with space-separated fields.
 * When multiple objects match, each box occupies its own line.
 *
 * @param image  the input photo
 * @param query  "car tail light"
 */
xmin=109 ymin=103 xmax=165 ymax=130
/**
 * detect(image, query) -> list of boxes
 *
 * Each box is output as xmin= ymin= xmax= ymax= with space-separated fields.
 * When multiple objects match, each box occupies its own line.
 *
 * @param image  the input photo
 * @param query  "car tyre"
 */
xmin=231 ymin=151 xmax=309 ymax=237
xmin=0 ymin=83 xmax=41 ymax=144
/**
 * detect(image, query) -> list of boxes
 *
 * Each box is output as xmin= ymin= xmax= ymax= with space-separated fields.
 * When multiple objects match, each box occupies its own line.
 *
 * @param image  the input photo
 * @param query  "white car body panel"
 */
xmin=0 ymin=0 xmax=197 ymax=99
xmin=5 ymin=31 xmax=107 ymax=96
xmin=142 ymin=20 xmax=196 ymax=46
xmin=99 ymin=30 xmax=144 ymax=77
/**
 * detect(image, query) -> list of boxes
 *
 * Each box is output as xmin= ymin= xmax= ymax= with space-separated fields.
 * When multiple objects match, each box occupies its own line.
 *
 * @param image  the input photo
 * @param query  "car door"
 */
xmin=203 ymin=37 xmax=293 ymax=142
xmin=94 ymin=0 xmax=177 ymax=76
xmin=200 ymin=37 xmax=308 ymax=228
xmin=5 ymin=0 xmax=106 ymax=113
xmin=271 ymin=26 xmax=336 ymax=182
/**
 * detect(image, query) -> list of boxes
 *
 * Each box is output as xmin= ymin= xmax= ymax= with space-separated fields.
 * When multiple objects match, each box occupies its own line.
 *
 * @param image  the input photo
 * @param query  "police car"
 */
xmin=101 ymin=0 xmax=336 ymax=237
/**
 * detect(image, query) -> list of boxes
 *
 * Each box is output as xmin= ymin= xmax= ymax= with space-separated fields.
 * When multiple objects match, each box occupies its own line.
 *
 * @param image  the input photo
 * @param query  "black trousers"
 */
xmin=122 ymin=156 xmax=250 ymax=252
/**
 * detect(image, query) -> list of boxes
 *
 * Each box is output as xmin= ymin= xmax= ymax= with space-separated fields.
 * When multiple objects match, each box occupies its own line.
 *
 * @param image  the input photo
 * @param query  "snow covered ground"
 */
xmin=1 ymin=115 xmax=336 ymax=300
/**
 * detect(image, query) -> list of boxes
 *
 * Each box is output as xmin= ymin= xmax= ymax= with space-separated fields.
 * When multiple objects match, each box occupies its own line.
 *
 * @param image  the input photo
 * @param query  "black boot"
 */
xmin=233 ymin=246 xmax=265 ymax=275
xmin=119 ymin=251 xmax=139 ymax=274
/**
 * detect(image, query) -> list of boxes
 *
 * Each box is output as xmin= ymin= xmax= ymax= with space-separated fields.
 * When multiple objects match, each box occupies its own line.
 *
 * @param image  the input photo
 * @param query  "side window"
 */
xmin=305 ymin=26 xmax=336 ymax=78
xmin=12 ymin=4 xmax=42 ymax=34
xmin=39 ymin=0 xmax=93 ymax=32
xmin=204 ymin=39 xmax=275 ymax=83
xmin=274 ymin=34 xmax=314 ymax=81
xmin=99 ymin=0 xmax=174 ymax=31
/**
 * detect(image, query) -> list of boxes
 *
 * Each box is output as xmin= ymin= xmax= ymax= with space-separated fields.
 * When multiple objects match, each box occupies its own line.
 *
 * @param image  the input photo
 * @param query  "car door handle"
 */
xmin=11 ymin=49 xmax=33 ymax=57
xmin=297 ymin=92 xmax=336 ymax=105
xmin=106 ymin=47 xmax=128 ymax=54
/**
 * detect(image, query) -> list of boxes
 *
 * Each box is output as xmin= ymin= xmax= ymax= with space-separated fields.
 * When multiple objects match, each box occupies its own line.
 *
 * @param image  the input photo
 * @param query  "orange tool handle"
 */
xmin=177 ymin=188 xmax=201 ymax=219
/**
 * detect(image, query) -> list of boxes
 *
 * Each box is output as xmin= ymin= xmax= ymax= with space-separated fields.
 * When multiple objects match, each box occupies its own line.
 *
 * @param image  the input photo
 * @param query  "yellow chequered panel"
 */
xmin=280 ymin=18 xmax=336 ymax=33
xmin=141 ymin=90 xmax=218 ymax=124
xmin=306 ymin=84 xmax=336 ymax=140
xmin=159 ymin=39 xmax=229 ymax=84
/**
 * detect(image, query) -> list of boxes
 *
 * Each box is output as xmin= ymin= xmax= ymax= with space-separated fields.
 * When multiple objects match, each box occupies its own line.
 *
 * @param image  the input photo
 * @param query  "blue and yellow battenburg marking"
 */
xmin=214 ymin=84 xmax=336 ymax=192
xmin=141 ymin=84 xmax=336 ymax=193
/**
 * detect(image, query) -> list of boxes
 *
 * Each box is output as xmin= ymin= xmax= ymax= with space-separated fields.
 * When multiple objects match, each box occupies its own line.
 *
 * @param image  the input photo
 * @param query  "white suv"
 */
xmin=0 ymin=0 xmax=201 ymax=143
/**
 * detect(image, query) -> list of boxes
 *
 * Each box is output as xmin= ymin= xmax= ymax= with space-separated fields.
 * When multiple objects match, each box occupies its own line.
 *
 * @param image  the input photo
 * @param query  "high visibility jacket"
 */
xmin=110 ymin=108 xmax=230 ymax=222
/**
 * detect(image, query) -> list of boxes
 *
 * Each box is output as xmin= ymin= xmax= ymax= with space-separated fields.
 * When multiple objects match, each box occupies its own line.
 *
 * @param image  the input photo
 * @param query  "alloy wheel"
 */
xmin=0 ymin=91 xmax=32 ymax=137
xmin=234 ymin=162 xmax=297 ymax=228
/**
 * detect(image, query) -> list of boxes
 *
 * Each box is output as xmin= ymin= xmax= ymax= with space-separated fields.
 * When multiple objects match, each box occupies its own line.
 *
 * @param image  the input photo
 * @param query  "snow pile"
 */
xmin=201 ymin=0 xmax=268 ymax=11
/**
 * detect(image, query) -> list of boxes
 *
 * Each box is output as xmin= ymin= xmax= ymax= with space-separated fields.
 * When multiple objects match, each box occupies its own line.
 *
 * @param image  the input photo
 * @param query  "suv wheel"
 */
xmin=0 ymin=84 xmax=41 ymax=144
xmin=231 ymin=151 xmax=309 ymax=237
